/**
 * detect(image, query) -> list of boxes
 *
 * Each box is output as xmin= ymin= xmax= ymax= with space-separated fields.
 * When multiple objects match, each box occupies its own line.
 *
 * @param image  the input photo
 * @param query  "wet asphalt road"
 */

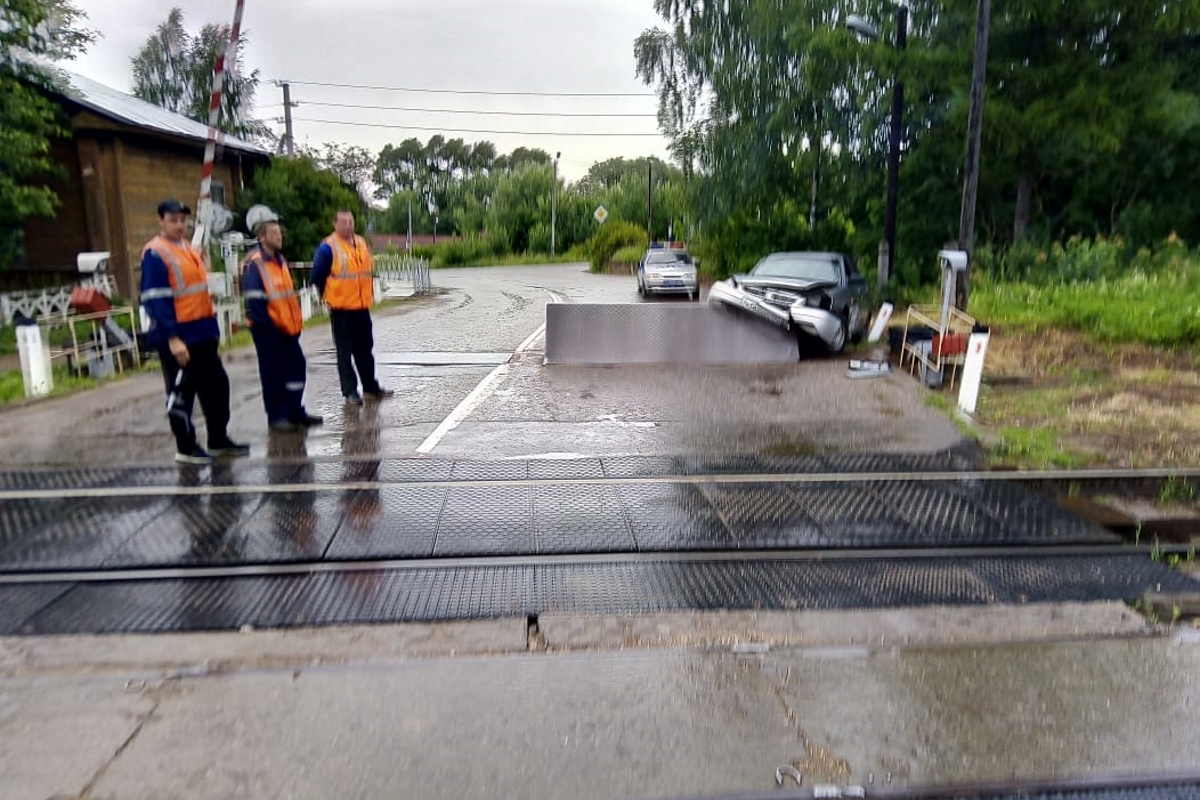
xmin=0 ymin=263 xmax=962 ymax=468
xmin=5 ymin=268 xmax=1199 ymax=800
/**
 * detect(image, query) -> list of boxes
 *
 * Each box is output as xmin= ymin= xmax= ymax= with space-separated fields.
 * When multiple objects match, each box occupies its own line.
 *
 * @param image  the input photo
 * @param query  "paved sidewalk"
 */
xmin=3 ymin=605 xmax=1197 ymax=800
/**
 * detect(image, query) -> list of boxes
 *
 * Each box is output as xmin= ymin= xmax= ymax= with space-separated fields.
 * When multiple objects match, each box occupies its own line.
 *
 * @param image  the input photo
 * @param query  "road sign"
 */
xmin=593 ymin=205 xmax=609 ymax=224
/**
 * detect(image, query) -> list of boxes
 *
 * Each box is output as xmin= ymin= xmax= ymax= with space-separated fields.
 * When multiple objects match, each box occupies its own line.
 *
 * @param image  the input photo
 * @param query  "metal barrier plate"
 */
xmin=545 ymin=304 xmax=800 ymax=365
xmin=7 ymin=554 xmax=1196 ymax=635
xmin=327 ymin=488 xmax=445 ymax=559
xmin=0 ymin=454 xmax=1122 ymax=570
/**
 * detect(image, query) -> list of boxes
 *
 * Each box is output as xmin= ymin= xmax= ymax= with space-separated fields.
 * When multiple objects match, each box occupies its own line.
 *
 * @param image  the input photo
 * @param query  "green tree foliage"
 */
xmin=575 ymin=157 xmax=688 ymax=241
xmin=635 ymin=0 xmax=1200 ymax=285
xmin=304 ymin=142 xmax=375 ymax=201
xmin=485 ymin=163 xmax=552 ymax=253
xmin=130 ymin=7 xmax=270 ymax=142
xmin=0 ymin=0 xmax=95 ymax=270
xmin=237 ymin=156 xmax=366 ymax=261
xmin=369 ymin=136 xmax=687 ymax=257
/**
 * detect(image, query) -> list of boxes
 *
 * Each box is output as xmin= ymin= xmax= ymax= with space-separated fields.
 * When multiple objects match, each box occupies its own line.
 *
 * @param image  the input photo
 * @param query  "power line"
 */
xmin=291 ymin=118 xmax=664 ymax=137
xmin=292 ymin=100 xmax=657 ymax=118
xmin=273 ymin=79 xmax=656 ymax=97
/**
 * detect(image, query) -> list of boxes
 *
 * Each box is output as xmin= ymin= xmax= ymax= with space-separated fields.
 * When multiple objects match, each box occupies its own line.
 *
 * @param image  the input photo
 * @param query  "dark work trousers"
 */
xmin=250 ymin=324 xmax=308 ymax=424
xmin=330 ymin=308 xmax=381 ymax=397
xmin=158 ymin=338 xmax=231 ymax=452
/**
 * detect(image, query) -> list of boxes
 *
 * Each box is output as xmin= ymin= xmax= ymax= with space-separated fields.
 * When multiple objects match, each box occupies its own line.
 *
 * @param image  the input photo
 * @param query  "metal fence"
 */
xmin=289 ymin=255 xmax=433 ymax=298
xmin=210 ymin=255 xmax=433 ymax=336
xmin=1 ymin=274 xmax=118 ymax=322
xmin=373 ymin=253 xmax=434 ymax=296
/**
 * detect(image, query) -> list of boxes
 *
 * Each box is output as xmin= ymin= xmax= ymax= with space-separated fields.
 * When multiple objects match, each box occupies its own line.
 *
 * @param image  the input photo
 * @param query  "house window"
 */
xmin=211 ymin=181 xmax=226 ymax=208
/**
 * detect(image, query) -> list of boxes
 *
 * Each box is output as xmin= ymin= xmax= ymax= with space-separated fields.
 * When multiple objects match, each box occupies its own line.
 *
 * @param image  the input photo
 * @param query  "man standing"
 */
xmin=241 ymin=214 xmax=323 ymax=432
xmin=140 ymin=199 xmax=249 ymax=464
xmin=311 ymin=210 xmax=393 ymax=405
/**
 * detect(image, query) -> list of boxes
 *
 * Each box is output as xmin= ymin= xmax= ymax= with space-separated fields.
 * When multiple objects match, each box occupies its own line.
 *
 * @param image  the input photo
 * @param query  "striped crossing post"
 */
xmin=194 ymin=0 xmax=246 ymax=249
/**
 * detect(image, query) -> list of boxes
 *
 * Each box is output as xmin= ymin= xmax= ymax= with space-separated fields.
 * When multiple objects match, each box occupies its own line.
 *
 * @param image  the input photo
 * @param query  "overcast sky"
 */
xmin=67 ymin=0 xmax=672 ymax=181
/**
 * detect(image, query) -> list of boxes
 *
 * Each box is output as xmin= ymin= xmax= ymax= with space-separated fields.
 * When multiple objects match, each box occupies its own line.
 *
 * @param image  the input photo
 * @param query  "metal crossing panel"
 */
xmin=0 ymin=453 xmax=1122 ymax=571
xmin=5 ymin=554 xmax=1195 ymax=635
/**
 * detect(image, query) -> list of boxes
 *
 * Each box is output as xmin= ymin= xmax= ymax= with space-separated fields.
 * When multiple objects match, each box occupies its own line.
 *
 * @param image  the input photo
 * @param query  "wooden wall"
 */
xmin=19 ymin=138 xmax=91 ymax=281
xmin=14 ymin=119 xmax=261 ymax=298
xmin=116 ymin=139 xmax=240 ymax=297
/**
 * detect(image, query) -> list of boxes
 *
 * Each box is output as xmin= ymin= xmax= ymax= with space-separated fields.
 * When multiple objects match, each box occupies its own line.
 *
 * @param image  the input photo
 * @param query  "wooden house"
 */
xmin=13 ymin=70 xmax=271 ymax=298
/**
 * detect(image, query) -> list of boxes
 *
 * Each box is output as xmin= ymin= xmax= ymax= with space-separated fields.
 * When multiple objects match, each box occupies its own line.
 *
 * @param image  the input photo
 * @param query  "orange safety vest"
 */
xmin=322 ymin=234 xmax=374 ymax=310
xmin=141 ymin=236 xmax=214 ymax=324
xmin=243 ymin=249 xmax=303 ymax=336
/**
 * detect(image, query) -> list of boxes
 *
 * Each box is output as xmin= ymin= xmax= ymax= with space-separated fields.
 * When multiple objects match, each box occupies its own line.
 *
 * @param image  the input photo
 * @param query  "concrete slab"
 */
xmin=431 ymin=356 xmax=964 ymax=459
xmin=536 ymin=602 xmax=1149 ymax=652
xmin=0 ymin=676 xmax=154 ymax=800
xmin=0 ymin=619 xmax=529 ymax=678
xmin=546 ymin=302 xmax=800 ymax=365
xmin=7 ymin=637 xmax=1192 ymax=800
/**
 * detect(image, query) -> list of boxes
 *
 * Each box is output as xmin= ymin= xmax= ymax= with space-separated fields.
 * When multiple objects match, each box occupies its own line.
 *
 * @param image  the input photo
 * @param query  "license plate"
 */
xmin=664 ymin=279 xmax=684 ymax=287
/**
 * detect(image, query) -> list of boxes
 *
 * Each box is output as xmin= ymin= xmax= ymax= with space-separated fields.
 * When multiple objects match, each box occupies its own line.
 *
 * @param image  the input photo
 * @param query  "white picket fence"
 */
xmin=0 ymin=274 xmax=118 ymax=322
xmin=2 ymin=254 xmax=431 ymax=340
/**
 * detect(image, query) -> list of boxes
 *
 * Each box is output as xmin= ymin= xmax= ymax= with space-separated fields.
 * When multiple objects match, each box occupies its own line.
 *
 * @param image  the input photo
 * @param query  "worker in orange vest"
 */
xmin=241 ymin=215 xmax=323 ymax=432
xmin=139 ymin=199 xmax=249 ymax=464
xmin=311 ymin=210 xmax=393 ymax=405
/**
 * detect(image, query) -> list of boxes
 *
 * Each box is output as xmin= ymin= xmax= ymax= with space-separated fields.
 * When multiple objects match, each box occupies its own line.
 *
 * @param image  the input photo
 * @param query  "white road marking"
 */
xmin=415 ymin=289 xmax=561 ymax=454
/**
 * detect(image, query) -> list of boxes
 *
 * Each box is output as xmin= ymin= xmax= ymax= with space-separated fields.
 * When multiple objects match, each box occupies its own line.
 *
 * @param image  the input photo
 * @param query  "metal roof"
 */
xmin=53 ymin=69 xmax=272 ymax=156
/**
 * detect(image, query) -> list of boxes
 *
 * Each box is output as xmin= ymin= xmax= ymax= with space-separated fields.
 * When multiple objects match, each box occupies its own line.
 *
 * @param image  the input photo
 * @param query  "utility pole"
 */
xmin=279 ymin=82 xmax=296 ymax=156
xmin=956 ymin=0 xmax=990 ymax=310
xmin=882 ymin=4 xmax=907 ymax=289
xmin=647 ymin=160 xmax=653 ymax=243
xmin=551 ymin=152 xmax=560 ymax=256
xmin=407 ymin=197 xmax=413 ymax=252
xmin=846 ymin=6 xmax=906 ymax=291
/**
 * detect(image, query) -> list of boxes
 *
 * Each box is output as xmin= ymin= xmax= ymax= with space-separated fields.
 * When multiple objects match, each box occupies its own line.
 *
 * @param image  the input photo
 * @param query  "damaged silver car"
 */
xmin=707 ymin=251 xmax=870 ymax=353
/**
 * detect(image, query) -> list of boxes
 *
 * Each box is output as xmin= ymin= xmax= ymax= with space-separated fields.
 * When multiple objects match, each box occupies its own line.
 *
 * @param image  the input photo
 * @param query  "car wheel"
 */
xmin=637 ymin=278 xmax=645 ymax=297
xmin=827 ymin=313 xmax=848 ymax=354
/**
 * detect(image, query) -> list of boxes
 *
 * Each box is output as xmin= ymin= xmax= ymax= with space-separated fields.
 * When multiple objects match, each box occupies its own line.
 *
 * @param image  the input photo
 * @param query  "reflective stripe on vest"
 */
xmin=244 ymin=250 xmax=303 ymax=336
xmin=143 ymin=236 xmax=214 ymax=324
xmin=322 ymin=234 xmax=374 ymax=310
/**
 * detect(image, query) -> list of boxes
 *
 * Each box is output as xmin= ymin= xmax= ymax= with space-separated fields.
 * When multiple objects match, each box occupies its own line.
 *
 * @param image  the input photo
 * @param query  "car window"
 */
xmin=647 ymin=252 xmax=691 ymax=265
xmin=751 ymin=254 xmax=840 ymax=283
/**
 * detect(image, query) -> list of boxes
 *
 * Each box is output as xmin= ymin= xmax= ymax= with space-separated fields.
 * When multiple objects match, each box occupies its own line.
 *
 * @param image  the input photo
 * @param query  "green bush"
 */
xmin=611 ymin=245 xmax=644 ymax=266
xmin=977 ymin=233 xmax=1193 ymax=285
xmin=238 ymin=156 xmax=367 ymax=260
xmin=691 ymin=204 xmax=857 ymax=279
xmin=527 ymin=222 xmax=552 ymax=255
xmin=408 ymin=235 xmax=510 ymax=268
xmin=583 ymin=221 xmax=648 ymax=272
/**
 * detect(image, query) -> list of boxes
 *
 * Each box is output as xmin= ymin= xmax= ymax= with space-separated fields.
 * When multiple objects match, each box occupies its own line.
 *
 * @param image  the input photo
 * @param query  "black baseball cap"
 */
xmin=157 ymin=199 xmax=192 ymax=216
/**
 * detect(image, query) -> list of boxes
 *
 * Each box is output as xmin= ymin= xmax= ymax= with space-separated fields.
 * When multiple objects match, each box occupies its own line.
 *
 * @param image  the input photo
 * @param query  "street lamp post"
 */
xmin=551 ymin=151 xmax=560 ymax=257
xmin=847 ymin=5 xmax=907 ymax=293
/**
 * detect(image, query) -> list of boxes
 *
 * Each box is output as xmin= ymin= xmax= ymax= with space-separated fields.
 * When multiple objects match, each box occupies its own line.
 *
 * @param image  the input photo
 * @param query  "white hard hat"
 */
xmin=246 ymin=204 xmax=280 ymax=233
